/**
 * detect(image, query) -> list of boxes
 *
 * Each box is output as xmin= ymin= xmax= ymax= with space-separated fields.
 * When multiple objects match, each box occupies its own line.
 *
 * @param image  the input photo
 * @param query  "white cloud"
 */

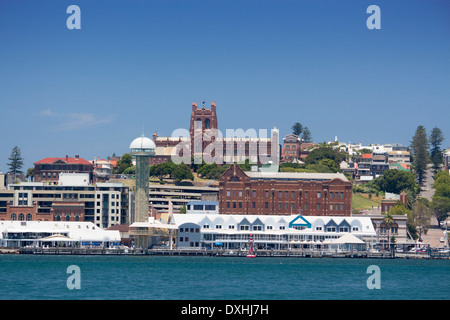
xmin=39 ymin=108 xmax=58 ymax=116
xmin=40 ymin=109 xmax=114 ymax=131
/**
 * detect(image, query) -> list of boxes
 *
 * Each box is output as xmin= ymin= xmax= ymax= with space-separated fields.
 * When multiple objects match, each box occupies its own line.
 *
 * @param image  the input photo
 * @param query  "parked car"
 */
xmin=409 ymin=247 xmax=426 ymax=253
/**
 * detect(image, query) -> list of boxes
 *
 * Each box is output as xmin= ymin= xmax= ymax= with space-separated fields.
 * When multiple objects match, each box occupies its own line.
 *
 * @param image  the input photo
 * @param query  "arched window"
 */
xmin=75 ymin=215 xmax=80 ymax=221
xmin=205 ymin=118 xmax=210 ymax=129
xmin=19 ymin=214 xmax=24 ymax=221
xmin=65 ymin=214 xmax=71 ymax=221
xmin=11 ymin=213 xmax=17 ymax=221
xmin=56 ymin=215 xmax=61 ymax=221
xmin=26 ymin=214 xmax=32 ymax=221
xmin=195 ymin=118 xmax=202 ymax=129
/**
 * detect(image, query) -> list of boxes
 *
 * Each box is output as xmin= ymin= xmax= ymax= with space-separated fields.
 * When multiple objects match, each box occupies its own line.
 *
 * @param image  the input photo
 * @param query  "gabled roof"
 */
xmin=34 ymin=157 xmax=92 ymax=166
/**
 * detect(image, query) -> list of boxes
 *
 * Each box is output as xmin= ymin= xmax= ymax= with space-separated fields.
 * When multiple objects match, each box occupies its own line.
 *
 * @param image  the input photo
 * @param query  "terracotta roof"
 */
xmin=362 ymin=153 xmax=372 ymax=159
xmin=107 ymin=224 xmax=130 ymax=232
xmin=34 ymin=157 xmax=93 ymax=166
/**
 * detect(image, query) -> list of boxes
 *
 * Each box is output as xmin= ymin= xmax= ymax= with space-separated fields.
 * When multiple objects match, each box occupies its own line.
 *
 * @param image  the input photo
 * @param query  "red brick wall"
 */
xmin=219 ymin=165 xmax=352 ymax=216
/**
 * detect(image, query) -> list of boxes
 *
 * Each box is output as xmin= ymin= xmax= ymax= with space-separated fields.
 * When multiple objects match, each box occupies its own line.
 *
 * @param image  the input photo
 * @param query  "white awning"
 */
xmin=332 ymin=234 xmax=365 ymax=244
xmin=39 ymin=234 xmax=74 ymax=242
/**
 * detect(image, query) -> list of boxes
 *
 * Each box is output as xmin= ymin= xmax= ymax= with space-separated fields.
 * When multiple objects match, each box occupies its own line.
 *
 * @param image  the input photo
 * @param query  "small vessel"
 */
xmin=247 ymin=233 xmax=256 ymax=258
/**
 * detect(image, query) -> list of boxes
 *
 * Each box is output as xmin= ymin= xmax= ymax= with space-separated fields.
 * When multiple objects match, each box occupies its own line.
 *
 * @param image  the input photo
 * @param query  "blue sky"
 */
xmin=0 ymin=0 xmax=449 ymax=171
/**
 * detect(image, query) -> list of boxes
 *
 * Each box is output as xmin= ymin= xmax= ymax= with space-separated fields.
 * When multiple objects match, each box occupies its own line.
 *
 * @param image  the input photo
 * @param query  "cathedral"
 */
xmin=150 ymin=101 xmax=279 ymax=166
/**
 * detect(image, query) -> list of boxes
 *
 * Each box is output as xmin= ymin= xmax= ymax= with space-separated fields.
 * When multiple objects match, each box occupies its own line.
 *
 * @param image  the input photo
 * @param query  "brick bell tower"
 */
xmin=190 ymin=101 xmax=218 ymax=158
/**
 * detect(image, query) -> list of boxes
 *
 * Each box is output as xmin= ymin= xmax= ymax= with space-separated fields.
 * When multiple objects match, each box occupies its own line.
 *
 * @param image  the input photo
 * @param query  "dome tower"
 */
xmin=129 ymin=134 xmax=155 ymax=249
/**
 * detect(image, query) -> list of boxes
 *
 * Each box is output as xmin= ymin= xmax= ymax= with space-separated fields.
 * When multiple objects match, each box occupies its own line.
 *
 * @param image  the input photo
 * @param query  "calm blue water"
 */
xmin=0 ymin=255 xmax=448 ymax=300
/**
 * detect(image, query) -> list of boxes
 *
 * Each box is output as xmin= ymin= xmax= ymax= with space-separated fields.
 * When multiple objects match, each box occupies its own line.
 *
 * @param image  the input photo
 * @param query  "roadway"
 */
xmin=419 ymin=165 xmax=448 ymax=247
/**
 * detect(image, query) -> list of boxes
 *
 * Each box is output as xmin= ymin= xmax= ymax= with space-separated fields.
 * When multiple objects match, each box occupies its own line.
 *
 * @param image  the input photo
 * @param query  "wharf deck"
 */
xmin=12 ymin=247 xmax=450 ymax=259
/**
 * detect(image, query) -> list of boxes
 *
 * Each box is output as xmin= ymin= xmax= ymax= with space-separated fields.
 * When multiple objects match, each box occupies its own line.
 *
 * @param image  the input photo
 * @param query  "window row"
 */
xmin=226 ymin=190 xmax=345 ymax=199
xmin=226 ymin=202 xmax=345 ymax=211
xmin=180 ymin=227 xmax=200 ymax=233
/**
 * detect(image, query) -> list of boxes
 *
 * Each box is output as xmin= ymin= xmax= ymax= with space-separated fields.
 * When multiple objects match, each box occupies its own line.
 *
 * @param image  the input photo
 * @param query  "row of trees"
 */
xmin=280 ymin=142 xmax=344 ymax=174
xmin=291 ymin=122 xmax=313 ymax=143
xmin=411 ymin=125 xmax=445 ymax=184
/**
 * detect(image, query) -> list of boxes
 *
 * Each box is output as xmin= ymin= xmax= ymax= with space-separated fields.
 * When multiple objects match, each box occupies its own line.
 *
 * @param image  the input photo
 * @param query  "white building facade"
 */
xmin=172 ymin=214 xmax=376 ymax=250
xmin=0 ymin=220 xmax=120 ymax=248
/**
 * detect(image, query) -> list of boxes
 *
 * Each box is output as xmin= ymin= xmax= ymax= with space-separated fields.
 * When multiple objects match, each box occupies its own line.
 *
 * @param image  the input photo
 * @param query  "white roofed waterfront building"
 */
xmin=0 ymin=220 xmax=120 ymax=248
xmin=172 ymin=214 xmax=376 ymax=251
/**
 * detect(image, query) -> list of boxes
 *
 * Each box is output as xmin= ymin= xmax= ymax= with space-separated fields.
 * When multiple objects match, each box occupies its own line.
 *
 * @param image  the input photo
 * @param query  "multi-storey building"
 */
xmin=0 ymin=176 xmax=130 ymax=229
xmin=148 ymin=183 xmax=219 ymax=212
xmin=34 ymin=155 xmax=94 ymax=183
xmin=218 ymin=164 xmax=352 ymax=216
xmin=281 ymin=134 xmax=301 ymax=162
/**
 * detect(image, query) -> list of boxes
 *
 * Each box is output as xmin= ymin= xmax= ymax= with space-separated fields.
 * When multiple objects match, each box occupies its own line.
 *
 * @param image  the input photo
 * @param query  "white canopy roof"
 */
xmin=332 ymin=233 xmax=365 ymax=244
xmin=39 ymin=234 xmax=74 ymax=242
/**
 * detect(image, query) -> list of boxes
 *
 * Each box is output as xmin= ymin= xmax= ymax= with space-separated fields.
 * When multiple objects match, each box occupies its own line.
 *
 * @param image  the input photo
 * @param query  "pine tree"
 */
xmin=7 ymin=146 xmax=24 ymax=175
xmin=410 ymin=125 xmax=430 ymax=185
xmin=429 ymin=127 xmax=444 ymax=173
xmin=301 ymin=126 xmax=313 ymax=143
xmin=291 ymin=122 xmax=303 ymax=136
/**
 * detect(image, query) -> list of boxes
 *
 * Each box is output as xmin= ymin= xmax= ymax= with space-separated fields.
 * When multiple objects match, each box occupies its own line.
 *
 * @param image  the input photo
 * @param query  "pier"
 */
xmin=8 ymin=246 xmax=449 ymax=259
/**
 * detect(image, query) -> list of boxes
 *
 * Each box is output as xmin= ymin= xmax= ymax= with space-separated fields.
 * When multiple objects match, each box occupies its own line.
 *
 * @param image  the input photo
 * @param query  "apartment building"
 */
xmin=0 ymin=173 xmax=130 ymax=229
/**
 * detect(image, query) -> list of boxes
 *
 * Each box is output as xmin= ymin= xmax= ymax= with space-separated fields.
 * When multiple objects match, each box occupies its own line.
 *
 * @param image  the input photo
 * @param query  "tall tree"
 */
xmin=304 ymin=144 xmax=344 ymax=169
xmin=26 ymin=167 xmax=35 ymax=182
xmin=410 ymin=125 xmax=430 ymax=185
xmin=429 ymin=127 xmax=445 ymax=173
xmin=114 ymin=153 xmax=133 ymax=174
xmin=291 ymin=122 xmax=303 ymax=136
xmin=301 ymin=126 xmax=313 ymax=143
xmin=431 ymin=171 xmax=450 ymax=226
xmin=173 ymin=164 xmax=194 ymax=184
xmin=410 ymin=201 xmax=432 ymax=242
xmin=372 ymin=169 xmax=417 ymax=194
xmin=7 ymin=146 xmax=24 ymax=175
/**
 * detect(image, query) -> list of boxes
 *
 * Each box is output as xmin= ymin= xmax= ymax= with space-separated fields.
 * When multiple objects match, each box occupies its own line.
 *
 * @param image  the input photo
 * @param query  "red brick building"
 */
xmin=34 ymin=155 xmax=93 ymax=183
xmin=281 ymin=133 xmax=315 ymax=163
xmin=0 ymin=201 xmax=85 ymax=222
xmin=219 ymin=164 xmax=352 ymax=216
xmin=1 ymin=202 xmax=53 ymax=221
xmin=51 ymin=201 xmax=85 ymax=221
xmin=281 ymin=134 xmax=301 ymax=162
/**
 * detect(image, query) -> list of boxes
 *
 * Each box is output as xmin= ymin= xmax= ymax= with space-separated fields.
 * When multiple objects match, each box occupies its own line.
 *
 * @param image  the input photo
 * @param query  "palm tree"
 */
xmin=382 ymin=212 xmax=394 ymax=251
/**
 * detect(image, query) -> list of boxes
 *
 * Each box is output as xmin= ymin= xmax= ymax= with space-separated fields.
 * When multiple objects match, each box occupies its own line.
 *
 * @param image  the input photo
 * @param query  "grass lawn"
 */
xmin=352 ymin=193 xmax=382 ymax=211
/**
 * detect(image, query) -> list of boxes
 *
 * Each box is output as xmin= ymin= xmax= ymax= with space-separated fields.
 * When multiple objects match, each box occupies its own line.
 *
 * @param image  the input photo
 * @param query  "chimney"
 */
xmin=75 ymin=155 xmax=79 ymax=160
xmin=65 ymin=155 xmax=69 ymax=162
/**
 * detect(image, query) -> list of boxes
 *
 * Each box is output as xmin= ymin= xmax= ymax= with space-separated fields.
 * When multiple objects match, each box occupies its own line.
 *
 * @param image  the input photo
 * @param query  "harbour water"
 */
xmin=0 ymin=255 xmax=448 ymax=300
